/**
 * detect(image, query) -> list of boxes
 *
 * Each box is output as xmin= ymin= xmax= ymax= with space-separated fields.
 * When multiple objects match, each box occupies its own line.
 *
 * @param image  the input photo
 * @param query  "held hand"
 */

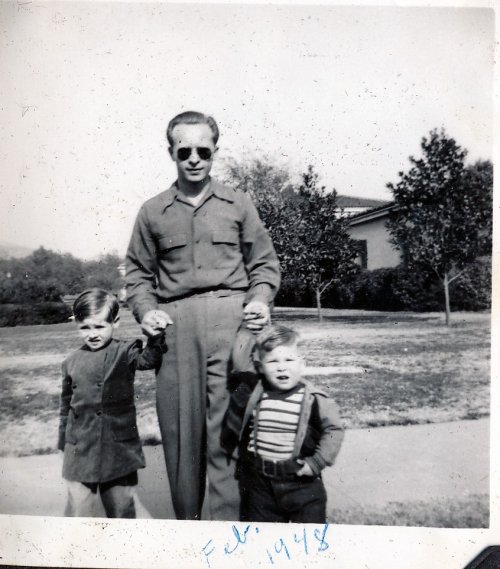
xmin=296 ymin=459 xmax=314 ymax=477
xmin=243 ymin=301 xmax=270 ymax=334
xmin=141 ymin=309 xmax=173 ymax=337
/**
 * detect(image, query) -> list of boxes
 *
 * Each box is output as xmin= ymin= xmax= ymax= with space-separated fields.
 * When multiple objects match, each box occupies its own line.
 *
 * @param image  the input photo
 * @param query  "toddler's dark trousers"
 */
xmin=239 ymin=466 xmax=327 ymax=523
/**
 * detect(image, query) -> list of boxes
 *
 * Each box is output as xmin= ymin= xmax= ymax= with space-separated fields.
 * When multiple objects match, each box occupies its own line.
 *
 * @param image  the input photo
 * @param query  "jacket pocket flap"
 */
xmin=212 ymin=230 xmax=239 ymax=245
xmin=158 ymin=233 xmax=187 ymax=251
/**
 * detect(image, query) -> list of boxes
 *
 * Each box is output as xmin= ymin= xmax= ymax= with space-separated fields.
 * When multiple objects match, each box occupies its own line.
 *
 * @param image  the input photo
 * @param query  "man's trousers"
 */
xmin=157 ymin=291 xmax=244 ymax=520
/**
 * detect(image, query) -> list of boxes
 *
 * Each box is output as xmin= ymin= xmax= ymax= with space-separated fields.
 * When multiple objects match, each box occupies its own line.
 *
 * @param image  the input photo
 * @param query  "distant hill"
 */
xmin=0 ymin=242 xmax=33 ymax=259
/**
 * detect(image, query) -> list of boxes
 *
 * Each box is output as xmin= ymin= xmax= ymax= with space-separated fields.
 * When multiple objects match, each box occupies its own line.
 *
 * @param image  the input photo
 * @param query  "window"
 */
xmin=353 ymin=240 xmax=367 ymax=269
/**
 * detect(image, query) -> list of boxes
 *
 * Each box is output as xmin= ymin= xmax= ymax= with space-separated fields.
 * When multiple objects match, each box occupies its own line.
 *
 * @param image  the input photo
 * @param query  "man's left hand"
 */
xmin=243 ymin=300 xmax=270 ymax=333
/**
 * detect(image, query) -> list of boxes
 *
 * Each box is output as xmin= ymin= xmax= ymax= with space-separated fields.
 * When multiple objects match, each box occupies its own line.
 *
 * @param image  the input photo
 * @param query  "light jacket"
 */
xmin=58 ymin=337 xmax=165 ymax=483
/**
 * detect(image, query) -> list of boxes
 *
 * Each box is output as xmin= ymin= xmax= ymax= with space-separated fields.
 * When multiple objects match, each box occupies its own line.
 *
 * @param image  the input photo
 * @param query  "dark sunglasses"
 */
xmin=176 ymin=147 xmax=213 ymax=161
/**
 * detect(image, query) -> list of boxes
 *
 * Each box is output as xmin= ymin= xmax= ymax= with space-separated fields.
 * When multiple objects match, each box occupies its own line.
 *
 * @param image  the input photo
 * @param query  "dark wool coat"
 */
xmin=58 ymin=337 xmax=165 ymax=483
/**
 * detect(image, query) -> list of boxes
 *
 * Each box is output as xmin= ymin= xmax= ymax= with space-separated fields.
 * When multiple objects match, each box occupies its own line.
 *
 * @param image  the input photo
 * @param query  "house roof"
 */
xmin=347 ymin=202 xmax=397 ymax=226
xmin=337 ymin=195 xmax=390 ymax=208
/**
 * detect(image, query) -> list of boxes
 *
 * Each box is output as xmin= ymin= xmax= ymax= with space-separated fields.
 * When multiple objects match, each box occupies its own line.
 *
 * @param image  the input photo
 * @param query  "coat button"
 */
xmin=97 ymin=410 xmax=102 ymax=416
xmin=97 ymin=382 xmax=102 ymax=387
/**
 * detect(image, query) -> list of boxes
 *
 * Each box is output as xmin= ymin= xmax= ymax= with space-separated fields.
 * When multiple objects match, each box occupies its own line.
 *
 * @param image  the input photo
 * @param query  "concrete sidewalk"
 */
xmin=0 ymin=418 xmax=489 ymax=519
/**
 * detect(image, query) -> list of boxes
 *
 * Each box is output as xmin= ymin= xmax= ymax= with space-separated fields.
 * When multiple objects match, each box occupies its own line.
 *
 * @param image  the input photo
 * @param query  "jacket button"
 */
xmin=97 ymin=410 xmax=102 ymax=416
xmin=97 ymin=382 xmax=102 ymax=387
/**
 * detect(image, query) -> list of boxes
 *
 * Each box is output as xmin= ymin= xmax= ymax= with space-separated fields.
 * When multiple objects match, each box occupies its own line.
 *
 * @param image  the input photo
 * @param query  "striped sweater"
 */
xmin=247 ymin=383 xmax=305 ymax=461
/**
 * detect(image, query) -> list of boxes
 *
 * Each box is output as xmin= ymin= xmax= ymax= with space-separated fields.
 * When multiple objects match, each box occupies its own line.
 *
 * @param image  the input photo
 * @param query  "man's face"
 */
xmin=259 ymin=343 xmax=304 ymax=392
xmin=169 ymin=123 xmax=217 ymax=186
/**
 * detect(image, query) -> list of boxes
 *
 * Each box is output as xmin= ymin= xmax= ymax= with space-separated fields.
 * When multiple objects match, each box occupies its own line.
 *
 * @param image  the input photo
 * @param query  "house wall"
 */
xmin=347 ymin=217 xmax=401 ymax=270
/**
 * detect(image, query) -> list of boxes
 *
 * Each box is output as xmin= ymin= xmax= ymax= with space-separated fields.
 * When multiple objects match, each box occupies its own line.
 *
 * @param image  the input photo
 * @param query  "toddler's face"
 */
xmin=77 ymin=307 xmax=117 ymax=351
xmin=259 ymin=343 xmax=304 ymax=392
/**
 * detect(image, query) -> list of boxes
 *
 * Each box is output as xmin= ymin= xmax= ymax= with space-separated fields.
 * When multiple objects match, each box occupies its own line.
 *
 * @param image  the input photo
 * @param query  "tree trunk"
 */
xmin=316 ymin=288 xmax=323 ymax=322
xmin=443 ymin=271 xmax=451 ymax=326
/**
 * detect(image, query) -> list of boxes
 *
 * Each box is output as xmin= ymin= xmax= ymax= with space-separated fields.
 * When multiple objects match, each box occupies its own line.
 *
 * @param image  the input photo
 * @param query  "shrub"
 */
xmin=0 ymin=303 xmax=72 ymax=327
xmin=320 ymin=258 xmax=491 ymax=312
xmin=449 ymin=257 xmax=491 ymax=311
xmin=275 ymin=277 xmax=314 ymax=307
xmin=325 ymin=267 xmax=439 ymax=311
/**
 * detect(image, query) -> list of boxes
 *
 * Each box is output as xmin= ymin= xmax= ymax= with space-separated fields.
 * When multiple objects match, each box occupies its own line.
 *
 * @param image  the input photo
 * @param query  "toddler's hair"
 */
xmin=254 ymin=324 xmax=300 ymax=362
xmin=166 ymin=111 xmax=219 ymax=146
xmin=72 ymin=288 xmax=119 ymax=323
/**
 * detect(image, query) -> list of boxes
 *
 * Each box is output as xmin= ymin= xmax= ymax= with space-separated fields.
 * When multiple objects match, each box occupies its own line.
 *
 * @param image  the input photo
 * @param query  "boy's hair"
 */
xmin=166 ymin=111 xmax=219 ymax=146
xmin=72 ymin=288 xmax=119 ymax=323
xmin=254 ymin=325 xmax=300 ymax=362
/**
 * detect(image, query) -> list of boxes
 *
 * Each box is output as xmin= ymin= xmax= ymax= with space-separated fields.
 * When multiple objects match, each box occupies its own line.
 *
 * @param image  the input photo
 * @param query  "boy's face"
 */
xmin=259 ymin=342 xmax=304 ymax=392
xmin=169 ymin=123 xmax=217 ymax=187
xmin=77 ymin=307 xmax=118 ymax=351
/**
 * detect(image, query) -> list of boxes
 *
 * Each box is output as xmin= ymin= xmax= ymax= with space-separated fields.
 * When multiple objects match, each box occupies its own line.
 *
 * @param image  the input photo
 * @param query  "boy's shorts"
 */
xmin=65 ymin=471 xmax=139 ymax=518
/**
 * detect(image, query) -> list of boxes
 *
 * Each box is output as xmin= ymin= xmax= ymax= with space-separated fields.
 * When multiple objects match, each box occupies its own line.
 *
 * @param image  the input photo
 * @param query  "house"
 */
xmin=347 ymin=203 xmax=402 ymax=270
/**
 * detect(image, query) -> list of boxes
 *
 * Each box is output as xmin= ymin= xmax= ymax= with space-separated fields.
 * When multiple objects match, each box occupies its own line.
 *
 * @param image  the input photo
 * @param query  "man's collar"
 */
xmin=160 ymin=185 xmax=177 ymax=211
xmin=210 ymin=179 xmax=236 ymax=203
xmin=161 ymin=178 xmax=235 ymax=212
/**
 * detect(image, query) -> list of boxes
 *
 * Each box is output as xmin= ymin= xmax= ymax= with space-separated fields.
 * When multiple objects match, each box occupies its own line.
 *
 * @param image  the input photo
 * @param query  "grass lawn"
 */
xmin=329 ymin=494 xmax=489 ymax=528
xmin=0 ymin=307 xmax=490 ymax=527
xmin=0 ymin=307 xmax=490 ymax=458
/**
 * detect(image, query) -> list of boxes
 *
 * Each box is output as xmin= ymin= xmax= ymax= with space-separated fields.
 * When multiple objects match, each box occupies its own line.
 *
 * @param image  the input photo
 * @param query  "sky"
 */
xmin=1 ymin=2 xmax=494 ymax=259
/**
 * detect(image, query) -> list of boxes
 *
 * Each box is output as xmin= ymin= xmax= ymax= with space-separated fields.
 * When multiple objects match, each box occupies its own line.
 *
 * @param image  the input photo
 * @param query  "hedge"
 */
xmin=276 ymin=258 xmax=491 ymax=312
xmin=0 ymin=302 xmax=73 ymax=327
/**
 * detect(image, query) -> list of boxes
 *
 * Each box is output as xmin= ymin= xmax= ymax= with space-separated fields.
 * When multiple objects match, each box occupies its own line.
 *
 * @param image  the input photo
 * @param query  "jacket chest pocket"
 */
xmin=212 ymin=229 xmax=241 ymax=269
xmin=157 ymin=233 xmax=189 ymax=274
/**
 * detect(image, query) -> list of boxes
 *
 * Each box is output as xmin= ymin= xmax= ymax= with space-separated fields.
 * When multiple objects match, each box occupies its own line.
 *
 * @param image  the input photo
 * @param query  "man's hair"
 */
xmin=254 ymin=324 xmax=300 ymax=361
xmin=166 ymin=111 xmax=219 ymax=146
xmin=72 ymin=288 xmax=119 ymax=323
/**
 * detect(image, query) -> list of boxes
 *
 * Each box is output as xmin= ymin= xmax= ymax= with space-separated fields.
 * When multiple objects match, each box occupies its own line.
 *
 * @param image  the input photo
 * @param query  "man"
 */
xmin=126 ymin=111 xmax=280 ymax=521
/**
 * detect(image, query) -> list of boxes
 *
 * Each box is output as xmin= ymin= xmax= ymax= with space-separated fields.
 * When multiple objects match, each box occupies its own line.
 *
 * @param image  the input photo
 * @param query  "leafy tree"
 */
xmin=84 ymin=253 xmax=123 ymax=291
xmin=0 ymin=247 xmax=85 ymax=303
xmin=289 ymin=165 xmax=358 ymax=320
xmin=387 ymin=129 xmax=492 ymax=325
xmin=223 ymin=159 xmax=357 ymax=320
xmin=0 ymin=248 xmax=124 ymax=305
xmin=30 ymin=247 xmax=85 ymax=295
xmin=222 ymin=157 xmax=296 ymax=263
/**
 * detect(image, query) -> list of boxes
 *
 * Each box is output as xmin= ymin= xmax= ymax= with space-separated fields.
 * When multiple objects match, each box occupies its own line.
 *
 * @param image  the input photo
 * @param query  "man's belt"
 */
xmin=251 ymin=454 xmax=302 ymax=479
xmin=160 ymin=288 xmax=246 ymax=304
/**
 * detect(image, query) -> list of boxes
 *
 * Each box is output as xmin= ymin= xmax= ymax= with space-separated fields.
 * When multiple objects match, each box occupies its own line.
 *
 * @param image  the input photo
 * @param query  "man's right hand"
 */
xmin=141 ymin=309 xmax=173 ymax=336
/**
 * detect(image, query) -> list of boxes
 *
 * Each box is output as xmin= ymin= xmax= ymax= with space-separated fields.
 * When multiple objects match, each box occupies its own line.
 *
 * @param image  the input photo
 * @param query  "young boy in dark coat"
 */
xmin=58 ymin=288 xmax=165 ymax=518
xmin=223 ymin=324 xmax=344 ymax=523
